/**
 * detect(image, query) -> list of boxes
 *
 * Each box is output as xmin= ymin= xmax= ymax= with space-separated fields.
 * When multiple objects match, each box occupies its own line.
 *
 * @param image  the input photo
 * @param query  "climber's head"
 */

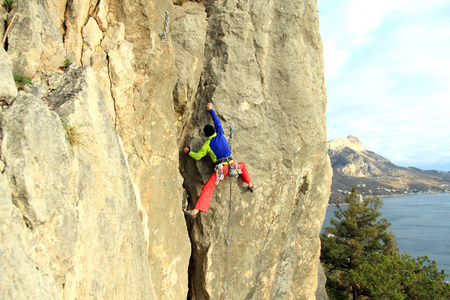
xmin=204 ymin=125 xmax=215 ymax=137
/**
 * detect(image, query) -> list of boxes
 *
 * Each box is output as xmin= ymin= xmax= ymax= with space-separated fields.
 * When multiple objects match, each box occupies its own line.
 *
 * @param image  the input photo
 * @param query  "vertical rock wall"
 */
xmin=1 ymin=65 xmax=156 ymax=298
xmin=0 ymin=0 xmax=331 ymax=299
xmin=176 ymin=1 xmax=331 ymax=299
xmin=2 ymin=0 xmax=190 ymax=298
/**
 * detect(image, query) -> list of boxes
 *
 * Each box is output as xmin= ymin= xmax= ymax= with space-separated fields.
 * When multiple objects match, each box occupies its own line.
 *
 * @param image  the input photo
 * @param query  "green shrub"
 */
xmin=13 ymin=75 xmax=33 ymax=89
xmin=63 ymin=123 xmax=85 ymax=148
xmin=2 ymin=0 xmax=14 ymax=11
xmin=63 ymin=58 xmax=73 ymax=68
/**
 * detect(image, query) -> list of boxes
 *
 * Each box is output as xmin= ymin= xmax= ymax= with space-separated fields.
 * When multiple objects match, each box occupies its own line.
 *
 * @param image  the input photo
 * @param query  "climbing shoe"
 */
xmin=183 ymin=209 xmax=197 ymax=219
xmin=248 ymin=185 xmax=254 ymax=193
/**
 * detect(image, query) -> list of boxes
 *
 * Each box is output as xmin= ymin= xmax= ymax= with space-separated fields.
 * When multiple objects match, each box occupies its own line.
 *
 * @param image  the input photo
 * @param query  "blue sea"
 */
xmin=321 ymin=193 xmax=450 ymax=274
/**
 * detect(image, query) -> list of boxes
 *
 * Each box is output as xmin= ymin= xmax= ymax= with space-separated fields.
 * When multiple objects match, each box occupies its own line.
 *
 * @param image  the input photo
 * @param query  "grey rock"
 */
xmin=43 ymin=0 xmax=67 ymax=35
xmin=172 ymin=3 xmax=208 ymax=145
xmin=0 ymin=173 xmax=57 ymax=299
xmin=22 ymin=83 xmax=47 ymax=99
xmin=6 ymin=0 xmax=66 ymax=77
xmin=0 ymin=8 xmax=5 ymax=34
xmin=45 ymin=65 xmax=155 ymax=299
xmin=316 ymin=263 xmax=329 ymax=300
xmin=2 ymin=92 xmax=70 ymax=227
xmin=0 ymin=49 xmax=18 ymax=103
xmin=0 ymin=65 xmax=158 ymax=298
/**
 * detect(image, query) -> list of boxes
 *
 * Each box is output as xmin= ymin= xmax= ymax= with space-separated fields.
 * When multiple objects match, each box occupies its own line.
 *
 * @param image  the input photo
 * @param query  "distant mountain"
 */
xmin=328 ymin=136 xmax=450 ymax=204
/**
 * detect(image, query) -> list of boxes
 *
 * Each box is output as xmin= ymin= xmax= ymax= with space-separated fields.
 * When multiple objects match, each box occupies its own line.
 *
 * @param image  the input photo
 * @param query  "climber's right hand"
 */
xmin=206 ymin=103 xmax=212 ymax=111
xmin=184 ymin=146 xmax=190 ymax=154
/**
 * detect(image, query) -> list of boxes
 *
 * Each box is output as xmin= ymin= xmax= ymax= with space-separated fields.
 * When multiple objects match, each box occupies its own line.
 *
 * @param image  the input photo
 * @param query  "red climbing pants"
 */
xmin=195 ymin=162 xmax=252 ymax=213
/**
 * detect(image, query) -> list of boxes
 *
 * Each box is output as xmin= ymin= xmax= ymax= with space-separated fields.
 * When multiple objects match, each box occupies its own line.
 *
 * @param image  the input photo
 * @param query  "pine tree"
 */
xmin=321 ymin=187 xmax=396 ymax=299
xmin=347 ymin=252 xmax=450 ymax=299
xmin=321 ymin=187 xmax=450 ymax=299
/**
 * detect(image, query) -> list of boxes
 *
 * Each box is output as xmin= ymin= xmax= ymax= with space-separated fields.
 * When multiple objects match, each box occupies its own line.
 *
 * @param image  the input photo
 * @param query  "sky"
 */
xmin=317 ymin=0 xmax=450 ymax=171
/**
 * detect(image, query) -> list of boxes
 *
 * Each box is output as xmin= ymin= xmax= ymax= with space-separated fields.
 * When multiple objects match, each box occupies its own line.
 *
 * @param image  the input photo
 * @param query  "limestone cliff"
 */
xmin=1 ymin=0 xmax=331 ymax=299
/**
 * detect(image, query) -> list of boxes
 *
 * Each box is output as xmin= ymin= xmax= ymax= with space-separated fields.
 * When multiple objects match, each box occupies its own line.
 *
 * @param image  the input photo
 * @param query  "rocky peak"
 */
xmin=328 ymin=135 xmax=366 ymax=152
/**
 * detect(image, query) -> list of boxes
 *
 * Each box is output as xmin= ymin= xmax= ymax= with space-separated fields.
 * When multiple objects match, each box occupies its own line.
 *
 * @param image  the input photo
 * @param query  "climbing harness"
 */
xmin=228 ymin=160 xmax=242 ymax=177
xmin=159 ymin=11 xmax=169 ymax=39
xmin=214 ymin=157 xmax=242 ymax=186
xmin=214 ymin=163 xmax=224 ymax=185
xmin=226 ymin=124 xmax=242 ymax=179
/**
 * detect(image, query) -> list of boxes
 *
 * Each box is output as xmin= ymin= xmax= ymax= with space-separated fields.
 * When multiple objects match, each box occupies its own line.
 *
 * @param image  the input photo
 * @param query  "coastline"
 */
xmin=328 ymin=191 xmax=450 ymax=206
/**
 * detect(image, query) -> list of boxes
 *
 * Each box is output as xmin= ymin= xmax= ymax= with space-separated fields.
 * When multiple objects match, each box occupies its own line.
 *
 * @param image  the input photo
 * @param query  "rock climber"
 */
xmin=183 ymin=102 xmax=253 ymax=219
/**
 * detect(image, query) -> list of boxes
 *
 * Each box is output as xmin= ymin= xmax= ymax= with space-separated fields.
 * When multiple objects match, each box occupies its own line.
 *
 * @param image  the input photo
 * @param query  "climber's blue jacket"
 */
xmin=188 ymin=109 xmax=232 ymax=163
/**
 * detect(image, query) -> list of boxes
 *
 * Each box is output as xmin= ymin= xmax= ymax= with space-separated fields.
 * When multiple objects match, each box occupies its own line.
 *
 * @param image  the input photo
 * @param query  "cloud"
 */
xmin=322 ymin=41 xmax=350 ymax=79
xmin=320 ymin=0 xmax=450 ymax=170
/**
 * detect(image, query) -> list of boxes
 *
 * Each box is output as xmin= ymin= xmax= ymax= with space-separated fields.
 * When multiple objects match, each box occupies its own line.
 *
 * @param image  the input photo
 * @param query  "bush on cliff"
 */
xmin=321 ymin=187 xmax=450 ymax=299
xmin=347 ymin=252 xmax=450 ymax=299
xmin=13 ymin=74 xmax=33 ymax=90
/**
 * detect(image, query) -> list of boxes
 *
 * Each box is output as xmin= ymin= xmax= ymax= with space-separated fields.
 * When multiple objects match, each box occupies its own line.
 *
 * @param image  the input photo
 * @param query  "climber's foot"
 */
xmin=183 ymin=209 xmax=198 ymax=219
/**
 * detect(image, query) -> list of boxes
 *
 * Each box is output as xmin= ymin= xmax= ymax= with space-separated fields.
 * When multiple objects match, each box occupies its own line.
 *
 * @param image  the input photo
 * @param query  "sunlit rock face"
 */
xmin=176 ymin=1 xmax=331 ymax=299
xmin=1 ymin=0 xmax=330 ymax=299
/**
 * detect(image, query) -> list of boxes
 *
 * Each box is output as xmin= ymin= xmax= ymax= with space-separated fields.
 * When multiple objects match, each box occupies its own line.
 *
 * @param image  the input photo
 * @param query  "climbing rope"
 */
xmin=224 ymin=122 xmax=234 ymax=300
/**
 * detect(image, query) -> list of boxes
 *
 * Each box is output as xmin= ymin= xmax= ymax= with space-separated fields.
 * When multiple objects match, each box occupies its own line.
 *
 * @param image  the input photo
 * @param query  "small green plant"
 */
xmin=2 ymin=0 xmax=14 ymax=11
xmin=63 ymin=58 xmax=73 ymax=68
xmin=63 ymin=123 xmax=85 ymax=148
xmin=13 ymin=75 xmax=33 ymax=89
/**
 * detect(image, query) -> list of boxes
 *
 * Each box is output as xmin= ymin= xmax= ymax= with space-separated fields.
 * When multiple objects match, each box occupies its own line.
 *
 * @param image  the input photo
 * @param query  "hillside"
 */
xmin=328 ymin=136 xmax=450 ymax=204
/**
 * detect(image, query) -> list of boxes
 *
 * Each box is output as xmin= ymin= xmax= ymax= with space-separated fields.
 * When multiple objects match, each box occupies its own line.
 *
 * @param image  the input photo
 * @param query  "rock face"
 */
xmin=178 ymin=2 xmax=331 ymax=299
xmin=0 ymin=49 xmax=18 ymax=103
xmin=1 ymin=0 xmax=331 ymax=299
xmin=1 ymin=66 xmax=155 ymax=299
xmin=6 ymin=0 xmax=67 ymax=77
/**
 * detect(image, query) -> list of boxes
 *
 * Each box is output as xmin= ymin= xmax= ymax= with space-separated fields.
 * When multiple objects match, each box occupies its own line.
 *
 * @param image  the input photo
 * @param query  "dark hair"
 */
xmin=204 ymin=125 xmax=215 ymax=137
